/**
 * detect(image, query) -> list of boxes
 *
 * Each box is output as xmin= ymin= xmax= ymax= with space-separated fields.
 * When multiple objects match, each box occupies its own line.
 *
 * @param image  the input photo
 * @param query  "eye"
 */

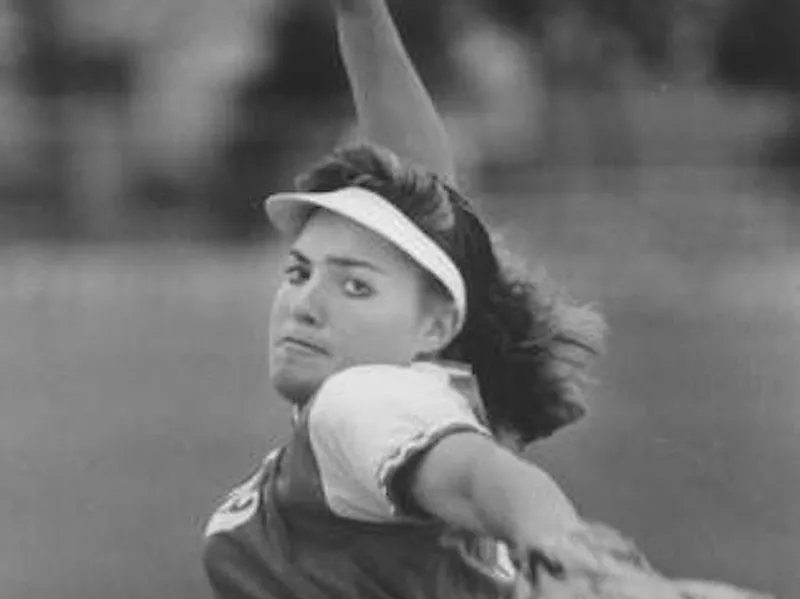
xmin=342 ymin=277 xmax=374 ymax=298
xmin=284 ymin=264 xmax=310 ymax=286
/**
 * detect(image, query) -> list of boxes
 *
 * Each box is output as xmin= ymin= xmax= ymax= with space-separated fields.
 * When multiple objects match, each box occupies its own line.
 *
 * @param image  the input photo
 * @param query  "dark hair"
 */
xmin=295 ymin=143 xmax=605 ymax=443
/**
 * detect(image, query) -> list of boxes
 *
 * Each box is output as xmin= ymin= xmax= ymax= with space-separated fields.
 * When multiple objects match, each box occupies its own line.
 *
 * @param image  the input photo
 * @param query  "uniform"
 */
xmin=203 ymin=361 xmax=515 ymax=599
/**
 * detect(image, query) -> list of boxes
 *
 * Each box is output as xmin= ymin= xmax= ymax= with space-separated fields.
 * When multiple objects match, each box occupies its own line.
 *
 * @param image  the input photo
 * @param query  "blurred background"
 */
xmin=1 ymin=0 xmax=798 ymax=597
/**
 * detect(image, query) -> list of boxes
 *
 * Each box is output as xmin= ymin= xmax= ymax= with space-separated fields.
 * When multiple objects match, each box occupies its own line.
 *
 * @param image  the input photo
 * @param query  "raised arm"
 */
xmin=329 ymin=0 xmax=456 ymax=182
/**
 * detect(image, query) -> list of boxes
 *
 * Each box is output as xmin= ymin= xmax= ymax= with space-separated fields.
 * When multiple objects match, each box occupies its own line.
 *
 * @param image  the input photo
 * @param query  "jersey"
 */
xmin=202 ymin=361 xmax=516 ymax=599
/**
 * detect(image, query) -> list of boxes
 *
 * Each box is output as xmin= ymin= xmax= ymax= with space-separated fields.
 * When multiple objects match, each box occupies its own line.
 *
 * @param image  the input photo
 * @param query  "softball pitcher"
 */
xmin=203 ymin=3 xmax=776 ymax=599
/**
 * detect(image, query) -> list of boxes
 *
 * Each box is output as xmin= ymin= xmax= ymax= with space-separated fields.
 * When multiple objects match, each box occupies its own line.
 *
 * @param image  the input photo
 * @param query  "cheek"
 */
xmin=333 ymin=300 xmax=422 ymax=364
xmin=268 ymin=287 xmax=290 ymax=341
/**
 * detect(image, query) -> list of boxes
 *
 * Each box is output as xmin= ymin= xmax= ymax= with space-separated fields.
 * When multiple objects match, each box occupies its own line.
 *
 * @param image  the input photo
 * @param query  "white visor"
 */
xmin=264 ymin=186 xmax=467 ymax=332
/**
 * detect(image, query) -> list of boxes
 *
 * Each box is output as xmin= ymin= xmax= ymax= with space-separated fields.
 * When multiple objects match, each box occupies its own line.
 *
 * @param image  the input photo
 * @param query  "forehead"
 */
xmin=292 ymin=209 xmax=420 ymax=272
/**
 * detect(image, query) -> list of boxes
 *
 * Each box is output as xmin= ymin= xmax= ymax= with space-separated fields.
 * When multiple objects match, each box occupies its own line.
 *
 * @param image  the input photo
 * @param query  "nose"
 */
xmin=289 ymin=276 xmax=326 ymax=326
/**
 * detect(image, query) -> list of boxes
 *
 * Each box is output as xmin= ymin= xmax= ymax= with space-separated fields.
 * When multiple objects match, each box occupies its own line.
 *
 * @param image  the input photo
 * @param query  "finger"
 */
xmin=527 ymin=548 xmax=566 ymax=583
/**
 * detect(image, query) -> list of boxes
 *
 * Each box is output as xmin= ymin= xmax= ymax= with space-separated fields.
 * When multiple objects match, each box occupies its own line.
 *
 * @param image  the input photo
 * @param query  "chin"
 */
xmin=270 ymin=367 xmax=326 ymax=406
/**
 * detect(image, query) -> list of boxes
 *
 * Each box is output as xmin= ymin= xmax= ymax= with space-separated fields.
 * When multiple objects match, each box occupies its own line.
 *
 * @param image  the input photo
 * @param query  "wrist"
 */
xmin=511 ymin=513 xmax=585 ymax=553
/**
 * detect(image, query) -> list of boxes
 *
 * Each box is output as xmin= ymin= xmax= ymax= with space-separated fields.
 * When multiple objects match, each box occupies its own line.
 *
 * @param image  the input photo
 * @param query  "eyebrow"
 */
xmin=289 ymin=249 xmax=386 ymax=274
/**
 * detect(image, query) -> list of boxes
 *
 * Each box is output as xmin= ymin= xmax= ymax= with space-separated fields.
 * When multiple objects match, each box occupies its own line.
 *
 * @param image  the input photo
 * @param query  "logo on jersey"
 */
xmin=205 ymin=451 xmax=278 ymax=537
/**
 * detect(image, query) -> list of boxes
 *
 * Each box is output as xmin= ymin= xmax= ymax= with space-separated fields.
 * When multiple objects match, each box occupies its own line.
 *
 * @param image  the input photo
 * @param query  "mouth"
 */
xmin=279 ymin=336 xmax=329 ymax=355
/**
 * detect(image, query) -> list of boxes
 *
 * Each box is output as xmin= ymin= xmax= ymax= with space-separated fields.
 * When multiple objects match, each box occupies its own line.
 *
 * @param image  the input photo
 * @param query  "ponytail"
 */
xmin=443 ymin=192 xmax=605 ymax=444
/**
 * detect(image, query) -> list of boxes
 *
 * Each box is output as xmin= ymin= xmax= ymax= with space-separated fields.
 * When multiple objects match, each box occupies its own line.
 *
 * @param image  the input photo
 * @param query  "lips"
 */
xmin=279 ymin=336 xmax=328 ymax=355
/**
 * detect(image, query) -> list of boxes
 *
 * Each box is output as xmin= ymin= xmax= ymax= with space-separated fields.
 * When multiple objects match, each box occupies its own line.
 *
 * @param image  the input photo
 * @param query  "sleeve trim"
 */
xmin=376 ymin=421 xmax=489 ymax=518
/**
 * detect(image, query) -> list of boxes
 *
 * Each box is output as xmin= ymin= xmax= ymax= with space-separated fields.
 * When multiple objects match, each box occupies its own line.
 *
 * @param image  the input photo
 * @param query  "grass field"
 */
xmin=1 ymin=178 xmax=798 ymax=599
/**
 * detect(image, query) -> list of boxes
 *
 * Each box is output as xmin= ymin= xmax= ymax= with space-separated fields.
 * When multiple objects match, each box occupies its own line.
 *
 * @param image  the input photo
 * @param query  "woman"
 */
xmin=204 ymin=0 xmax=601 ymax=593
xmin=202 ymin=2 xmax=769 ymax=599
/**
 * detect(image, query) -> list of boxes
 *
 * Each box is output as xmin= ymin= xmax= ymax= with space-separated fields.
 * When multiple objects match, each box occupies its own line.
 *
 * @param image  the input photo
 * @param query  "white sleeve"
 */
xmin=308 ymin=364 xmax=490 ymax=522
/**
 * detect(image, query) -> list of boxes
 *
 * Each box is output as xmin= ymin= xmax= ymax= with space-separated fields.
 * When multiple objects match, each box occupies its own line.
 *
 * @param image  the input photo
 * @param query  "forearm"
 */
xmin=466 ymin=444 xmax=582 ymax=547
xmin=331 ymin=0 xmax=456 ymax=181
xmin=413 ymin=433 xmax=582 ymax=547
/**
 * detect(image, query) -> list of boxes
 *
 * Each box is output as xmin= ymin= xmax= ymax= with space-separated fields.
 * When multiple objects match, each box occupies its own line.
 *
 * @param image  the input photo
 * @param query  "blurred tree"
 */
xmin=715 ymin=0 xmax=800 ymax=92
xmin=14 ymin=0 xmax=138 ymax=239
xmin=466 ymin=0 xmax=649 ymax=191
xmin=466 ymin=0 xmax=723 ymax=188
xmin=477 ymin=0 xmax=674 ymax=71
xmin=61 ymin=42 xmax=136 ymax=240
xmin=205 ymin=1 xmax=347 ymax=240
xmin=209 ymin=0 xmax=727 ymax=237
xmin=13 ymin=0 xmax=71 ymax=234
xmin=715 ymin=0 xmax=800 ymax=175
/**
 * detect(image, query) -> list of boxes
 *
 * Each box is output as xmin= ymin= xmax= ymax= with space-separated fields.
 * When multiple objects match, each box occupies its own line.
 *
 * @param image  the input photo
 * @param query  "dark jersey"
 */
xmin=203 ymin=362 xmax=515 ymax=599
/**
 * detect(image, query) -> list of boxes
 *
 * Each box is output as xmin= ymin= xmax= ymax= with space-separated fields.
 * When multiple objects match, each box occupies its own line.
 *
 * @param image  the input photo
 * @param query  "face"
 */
xmin=269 ymin=209 xmax=456 ymax=405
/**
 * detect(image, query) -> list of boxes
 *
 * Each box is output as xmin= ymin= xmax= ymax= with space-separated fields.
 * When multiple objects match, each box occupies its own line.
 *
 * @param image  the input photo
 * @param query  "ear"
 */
xmin=417 ymin=303 xmax=460 ymax=355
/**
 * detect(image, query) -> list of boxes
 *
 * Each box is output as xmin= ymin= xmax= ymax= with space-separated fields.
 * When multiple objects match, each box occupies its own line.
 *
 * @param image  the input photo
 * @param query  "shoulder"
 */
xmin=311 ymin=362 xmax=470 ymax=425
xmin=318 ymin=363 xmax=451 ymax=399
xmin=321 ymin=362 xmax=453 ymax=393
xmin=305 ymin=363 xmax=488 ymax=522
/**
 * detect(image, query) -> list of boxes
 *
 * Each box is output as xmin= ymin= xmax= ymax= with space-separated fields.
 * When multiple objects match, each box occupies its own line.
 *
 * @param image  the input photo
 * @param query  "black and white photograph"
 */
xmin=0 ymin=0 xmax=796 ymax=598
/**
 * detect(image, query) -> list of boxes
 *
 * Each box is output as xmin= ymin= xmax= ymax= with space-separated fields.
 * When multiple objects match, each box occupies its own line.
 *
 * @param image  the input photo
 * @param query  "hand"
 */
xmin=520 ymin=535 xmax=606 ymax=582
xmin=511 ymin=523 xmax=777 ymax=599
xmin=515 ymin=522 xmax=655 ymax=585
